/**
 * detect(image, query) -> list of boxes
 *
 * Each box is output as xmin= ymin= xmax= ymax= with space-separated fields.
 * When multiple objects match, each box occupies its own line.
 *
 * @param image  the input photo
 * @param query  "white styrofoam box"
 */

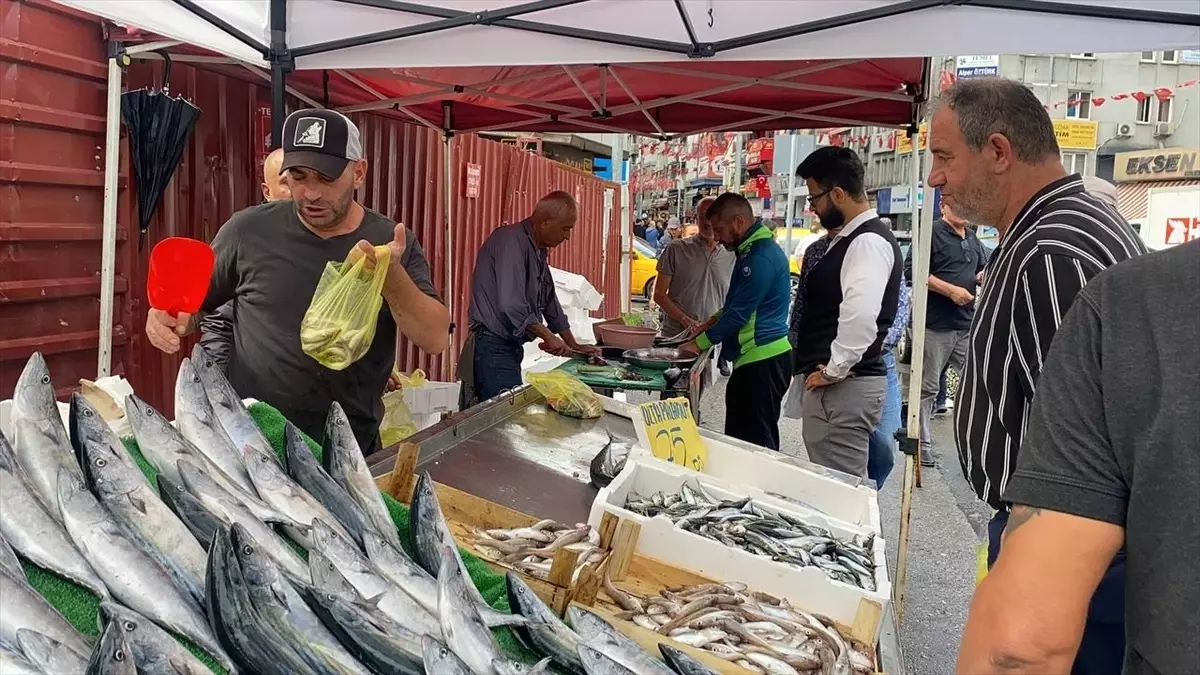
xmin=588 ymin=459 xmax=890 ymax=642
xmin=629 ymin=436 xmax=881 ymax=535
xmin=401 ymin=381 xmax=460 ymax=416
xmin=551 ymin=266 xmax=603 ymax=311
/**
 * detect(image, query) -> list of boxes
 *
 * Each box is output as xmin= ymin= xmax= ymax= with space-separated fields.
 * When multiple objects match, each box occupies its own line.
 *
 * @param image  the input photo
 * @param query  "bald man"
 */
xmin=459 ymin=190 xmax=600 ymax=404
xmin=198 ymin=148 xmax=291 ymax=370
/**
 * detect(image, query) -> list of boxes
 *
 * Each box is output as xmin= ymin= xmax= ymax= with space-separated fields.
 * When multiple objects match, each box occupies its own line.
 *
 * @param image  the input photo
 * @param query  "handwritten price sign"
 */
xmin=634 ymin=397 xmax=707 ymax=471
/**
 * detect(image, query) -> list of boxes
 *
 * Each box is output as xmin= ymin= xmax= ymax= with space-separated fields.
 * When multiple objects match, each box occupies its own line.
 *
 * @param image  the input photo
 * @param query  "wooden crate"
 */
xmin=377 ymin=443 xmax=610 ymax=615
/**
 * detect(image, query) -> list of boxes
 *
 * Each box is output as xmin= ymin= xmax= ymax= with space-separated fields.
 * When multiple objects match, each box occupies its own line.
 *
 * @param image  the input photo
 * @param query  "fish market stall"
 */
xmin=555 ymin=346 xmax=717 ymax=423
xmin=365 ymin=385 xmax=906 ymax=673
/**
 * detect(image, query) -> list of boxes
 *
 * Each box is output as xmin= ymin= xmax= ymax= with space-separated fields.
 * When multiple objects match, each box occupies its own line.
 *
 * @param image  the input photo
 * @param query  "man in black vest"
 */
xmin=791 ymin=147 xmax=902 ymax=477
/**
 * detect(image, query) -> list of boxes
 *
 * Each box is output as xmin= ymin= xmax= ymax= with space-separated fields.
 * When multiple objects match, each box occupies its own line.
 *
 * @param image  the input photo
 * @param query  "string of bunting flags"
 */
xmin=1053 ymin=79 xmax=1198 ymax=110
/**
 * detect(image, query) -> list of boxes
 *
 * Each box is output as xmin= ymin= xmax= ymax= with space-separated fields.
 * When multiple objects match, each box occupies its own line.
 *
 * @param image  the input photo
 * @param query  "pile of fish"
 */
xmin=623 ymin=483 xmax=878 ymax=592
xmin=470 ymin=520 xmax=606 ymax=583
xmin=1 ymin=350 xmax=720 ymax=675
xmin=603 ymin=579 xmax=875 ymax=675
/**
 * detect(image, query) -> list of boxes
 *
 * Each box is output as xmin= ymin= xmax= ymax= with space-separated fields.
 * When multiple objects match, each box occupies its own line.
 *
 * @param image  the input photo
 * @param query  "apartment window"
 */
xmin=1140 ymin=51 xmax=1156 ymax=63
xmin=1136 ymin=97 xmax=1153 ymax=123
xmin=1062 ymin=152 xmax=1088 ymax=175
xmin=1067 ymin=90 xmax=1092 ymax=120
xmin=1161 ymin=50 xmax=1179 ymax=64
xmin=1158 ymin=97 xmax=1174 ymax=123
xmin=1069 ymin=52 xmax=1096 ymax=59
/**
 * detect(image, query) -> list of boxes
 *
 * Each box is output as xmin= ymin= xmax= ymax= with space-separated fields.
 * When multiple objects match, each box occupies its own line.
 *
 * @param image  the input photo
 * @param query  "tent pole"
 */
xmin=441 ymin=119 xmax=455 ymax=381
xmin=98 ymin=49 xmax=123 ymax=378
xmin=269 ymin=0 xmax=289 ymax=147
xmin=783 ymin=133 xmax=798 ymax=237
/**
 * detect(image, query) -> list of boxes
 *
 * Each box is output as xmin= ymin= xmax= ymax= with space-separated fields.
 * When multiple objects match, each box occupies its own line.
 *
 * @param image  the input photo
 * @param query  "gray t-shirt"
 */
xmin=656 ymin=235 xmax=736 ymax=337
xmin=201 ymin=201 xmax=439 ymax=456
xmin=1003 ymin=241 xmax=1199 ymax=675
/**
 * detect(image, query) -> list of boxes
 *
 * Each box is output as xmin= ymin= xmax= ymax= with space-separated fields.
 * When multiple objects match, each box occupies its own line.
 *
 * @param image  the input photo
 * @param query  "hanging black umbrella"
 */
xmin=121 ymin=52 xmax=201 ymax=250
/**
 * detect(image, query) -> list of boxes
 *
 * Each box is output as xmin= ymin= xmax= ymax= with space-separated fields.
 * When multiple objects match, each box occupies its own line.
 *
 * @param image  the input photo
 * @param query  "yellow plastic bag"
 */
xmin=527 ymin=370 xmax=604 ymax=419
xmin=300 ymin=245 xmax=391 ymax=370
xmin=379 ymin=389 xmax=418 ymax=446
xmin=392 ymin=368 xmax=427 ymax=389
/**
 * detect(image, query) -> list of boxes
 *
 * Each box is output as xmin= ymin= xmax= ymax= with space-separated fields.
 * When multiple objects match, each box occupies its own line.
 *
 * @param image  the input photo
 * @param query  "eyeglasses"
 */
xmin=807 ymin=189 xmax=832 ymax=206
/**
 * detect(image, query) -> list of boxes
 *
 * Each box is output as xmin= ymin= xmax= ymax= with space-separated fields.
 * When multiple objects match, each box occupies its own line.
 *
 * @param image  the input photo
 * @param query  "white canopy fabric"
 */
xmin=55 ymin=0 xmax=1200 ymax=70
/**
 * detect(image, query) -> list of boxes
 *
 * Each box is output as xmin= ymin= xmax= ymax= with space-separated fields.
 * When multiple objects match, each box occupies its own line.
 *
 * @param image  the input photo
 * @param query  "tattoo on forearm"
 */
xmin=1002 ymin=505 xmax=1043 ymax=541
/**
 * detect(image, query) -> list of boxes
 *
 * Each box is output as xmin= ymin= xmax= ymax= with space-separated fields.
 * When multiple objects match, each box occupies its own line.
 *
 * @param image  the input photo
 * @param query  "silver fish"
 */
xmin=16 ymin=629 xmax=90 ymax=675
xmin=0 ymin=432 xmax=107 ymax=597
xmin=506 ymin=571 xmax=584 ymax=673
xmin=410 ymin=471 xmax=485 ymax=604
xmin=568 ymin=606 xmax=674 ymax=675
xmin=310 ymin=520 xmax=440 ymax=637
xmin=0 ymin=645 xmax=43 ymax=675
xmin=282 ymin=422 xmax=372 ymax=547
xmin=242 ymin=441 xmax=353 ymax=549
xmin=99 ymin=602 xmax=215 ymax=675
xmin=71 ymin=394 xmax=206 ymax=602
xmin=8 ymin=352 xmax=84 ymax=521
xmin=322 ymin=403 xmax=402 ymax=549
xmin=299 ymin=585 xmax=425 ymax=675
xmin=191 ymin=344 xmax=278 ymax=465
xmin=0 ymin=568 xmax=92 ymax=658
xmin=174 ymin=358 xmax=254 ymax=493
xmin=308 ymin=548 xmax=359 ymax=599
xmin=157 ymin=474 xmax=223 ymax=552
xmin=435 ymin=546 xmax=509 ymax=675
xmin=362 ymin=530 xmax=438 ymax=615
xmin=0 ymin=532 xmax=22 ymax=580
xmin=85 ymin=621 xmax=138 ymax=675
xmin=421 ymin=635 xmax=473 ymax=675
xmin=56 ymin=469 xmax=232 ymax=672
xmin=578 ymin=643 xmax=637 ymax=675
xmin=177 ymin=459 xmax=309 ymax=582
xmin=658 ymin=643 xmax=720 ymax=675
xmin=231 ymin=523 xmax=369 ymax=674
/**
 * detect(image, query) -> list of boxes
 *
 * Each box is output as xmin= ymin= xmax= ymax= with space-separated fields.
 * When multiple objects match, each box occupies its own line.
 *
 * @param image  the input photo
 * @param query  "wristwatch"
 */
xmin=819 ymin=365 xmax=846 ymax=383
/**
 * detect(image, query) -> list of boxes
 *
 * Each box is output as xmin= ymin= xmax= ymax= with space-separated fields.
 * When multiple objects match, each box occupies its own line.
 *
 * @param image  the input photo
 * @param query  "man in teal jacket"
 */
xmin=679 ymin=193 xmax=792 ymax=450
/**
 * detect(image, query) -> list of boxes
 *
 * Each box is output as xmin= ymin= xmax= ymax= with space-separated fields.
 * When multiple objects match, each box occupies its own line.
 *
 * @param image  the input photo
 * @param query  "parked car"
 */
xmin=631 ymin=236 xmax=658 ymax=299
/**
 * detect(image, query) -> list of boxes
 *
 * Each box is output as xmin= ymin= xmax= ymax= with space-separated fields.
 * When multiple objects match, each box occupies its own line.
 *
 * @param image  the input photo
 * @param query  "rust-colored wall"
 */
xmin=2 ymin=0 xmax=627 ymax=410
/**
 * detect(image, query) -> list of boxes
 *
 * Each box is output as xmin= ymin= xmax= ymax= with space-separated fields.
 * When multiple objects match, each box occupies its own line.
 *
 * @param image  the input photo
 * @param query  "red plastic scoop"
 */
xmin=147 ymin=237 xmax=214 ymax=316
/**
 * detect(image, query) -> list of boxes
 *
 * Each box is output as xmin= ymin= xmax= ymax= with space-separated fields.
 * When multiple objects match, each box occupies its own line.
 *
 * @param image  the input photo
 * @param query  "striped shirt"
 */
xmin=954 ymin=175 xmax=1147 ymax=509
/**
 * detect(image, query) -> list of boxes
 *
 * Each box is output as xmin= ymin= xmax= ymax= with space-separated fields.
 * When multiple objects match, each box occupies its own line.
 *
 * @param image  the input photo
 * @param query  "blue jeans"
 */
xmin=472 ymin=330 xmax=524 ymax=401
xmin=867 ymin=350 xmax=901 ymax=488
xmin=988 ymin=510 xmax=1126 ymax=675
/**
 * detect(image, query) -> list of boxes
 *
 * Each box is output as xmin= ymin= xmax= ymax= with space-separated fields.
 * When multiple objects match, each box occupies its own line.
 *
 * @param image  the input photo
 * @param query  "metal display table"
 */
xmin=364 ymin=386 xmax=904 ymax=674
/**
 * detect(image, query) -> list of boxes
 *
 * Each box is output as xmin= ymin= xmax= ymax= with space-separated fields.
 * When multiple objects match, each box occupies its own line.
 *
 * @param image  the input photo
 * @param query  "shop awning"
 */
xmin=1115 ymin=179 xmax=1200 ymax=220
xmin=52 ymin=0 xmax=1200 ymax=136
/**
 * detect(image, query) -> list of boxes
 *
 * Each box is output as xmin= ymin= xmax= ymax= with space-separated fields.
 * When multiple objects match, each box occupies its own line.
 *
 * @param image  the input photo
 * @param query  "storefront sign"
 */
xmin=896 ymin=124 xmax=928 ymax=154
xmin=955 ymin=55 xmax=999 ymax=79
xmin=1114 ymin=148 xmax=1200 ymax=182
xmin=745 ymin=137 xmax=774 ymax=166
xmin=465 ymin=163 xmax=481 ymax=198
xmin=635 ymin=398 xmax=707 ymax=471
xmin=1165 ymin=217 xmax=1200 ymax=246
xmin=1053 ymin=119 xmax=1098 ymax=151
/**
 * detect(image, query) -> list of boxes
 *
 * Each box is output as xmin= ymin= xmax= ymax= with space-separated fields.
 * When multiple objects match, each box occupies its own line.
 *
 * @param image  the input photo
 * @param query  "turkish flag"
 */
xmin=1092 ymin=97 xmax=1106 ymax=107
xmin=1154 ymin=87 xmax=1173 ymax=101
xmin=1112 ymin=93 xmax=1130 ymax=101
xmin=1132 ymin=91 xmax=1148 ymax=103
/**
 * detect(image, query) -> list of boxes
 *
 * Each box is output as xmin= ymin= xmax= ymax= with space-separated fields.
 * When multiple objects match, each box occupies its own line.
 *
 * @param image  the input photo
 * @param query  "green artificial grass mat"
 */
xmin=20 ymin=401 xmax=536 ymax=673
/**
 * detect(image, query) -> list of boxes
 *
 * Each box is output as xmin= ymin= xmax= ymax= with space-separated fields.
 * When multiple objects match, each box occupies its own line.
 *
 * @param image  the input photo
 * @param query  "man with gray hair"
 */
xmin=652 ymin=196 xmax=735 ymax=339
xmin=460 ymin=191 xmax=600 ymax=404
xmin=930 ymin=77 xmax=1145 ymax=673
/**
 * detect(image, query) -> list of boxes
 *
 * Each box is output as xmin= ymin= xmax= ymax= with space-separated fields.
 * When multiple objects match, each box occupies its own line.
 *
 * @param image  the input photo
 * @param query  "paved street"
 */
xmin=683 ymin=372 xmax=992 ymax=674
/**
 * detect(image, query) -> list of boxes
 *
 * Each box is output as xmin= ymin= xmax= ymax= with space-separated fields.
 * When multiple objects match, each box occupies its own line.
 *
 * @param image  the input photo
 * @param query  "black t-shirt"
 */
xmin=201 ymin=201 xmax=439 ymax=456
xmin=905 ymin=219 xmax=986 ymax=331
xmin=1004 ymin=241 xmax=1199 ymax=674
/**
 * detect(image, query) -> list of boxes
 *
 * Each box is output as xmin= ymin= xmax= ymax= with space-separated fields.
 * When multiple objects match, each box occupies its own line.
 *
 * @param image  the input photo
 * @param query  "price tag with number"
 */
xmin=634 ymin=397 xmax=707 ymax=472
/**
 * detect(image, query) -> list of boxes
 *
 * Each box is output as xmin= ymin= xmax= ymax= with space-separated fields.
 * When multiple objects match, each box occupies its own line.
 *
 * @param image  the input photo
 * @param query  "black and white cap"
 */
xmin=280 ymin=108 xmax=364 ymax=179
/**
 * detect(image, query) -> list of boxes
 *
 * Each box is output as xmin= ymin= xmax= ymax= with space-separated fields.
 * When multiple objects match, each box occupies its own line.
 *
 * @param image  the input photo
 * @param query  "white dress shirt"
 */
xmin=825 ymin=208 xmax=895 ymax=379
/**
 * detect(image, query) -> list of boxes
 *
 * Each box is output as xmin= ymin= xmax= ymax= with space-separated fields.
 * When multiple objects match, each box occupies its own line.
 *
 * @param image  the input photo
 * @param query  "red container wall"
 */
xmin=3 ymin=0 xmax=626 ymax=406
xmin=0 ymin=0 xmax=133 ymax=398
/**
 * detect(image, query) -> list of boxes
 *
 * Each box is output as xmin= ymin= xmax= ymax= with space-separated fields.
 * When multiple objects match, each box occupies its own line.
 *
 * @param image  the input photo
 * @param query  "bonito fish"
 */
xmin=191 ymin=344 xmax=279 ymax=465
xmin=71 ymin=394 xmax=207 ymax=603
xmin=8 ymin=352 xmax=85 ymax=521
xmin=589 ymin=431 xmax=631 ymax=488
xmin=0 ymin=432 xmax=107 ymax=598
xmin=175 ymin=358 xmax=254 ymax=494
xmin=0 ymin=567 xmax=93 ymax=659
xmin=15 ymin=629 xmax=89 ymax=675
xmin=85 ymin=621 xmax=137 ymax=675
xmin=99 ymin=601 xmax=216 ymax=675
xmin=283 ymin=422 xmax=373 ymax=547
xmin=56 ymin=469 xmax=232 ymax=671
xmin=322 ymin=402 xmax=403 ymax=550
xmin=243 ymin=439 xmax=353 ymax=550
xmin=624 ymin=482 xmax=877 ymax=592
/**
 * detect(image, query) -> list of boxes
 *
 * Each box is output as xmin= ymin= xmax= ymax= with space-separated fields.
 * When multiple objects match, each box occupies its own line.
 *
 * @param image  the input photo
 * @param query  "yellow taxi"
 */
xmin=631 ymin=237 xmax=659 ymax=299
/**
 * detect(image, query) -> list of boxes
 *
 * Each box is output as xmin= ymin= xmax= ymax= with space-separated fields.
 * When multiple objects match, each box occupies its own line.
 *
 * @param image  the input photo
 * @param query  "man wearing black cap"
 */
xmin=144 ymin=108 xmax=450 ymax=456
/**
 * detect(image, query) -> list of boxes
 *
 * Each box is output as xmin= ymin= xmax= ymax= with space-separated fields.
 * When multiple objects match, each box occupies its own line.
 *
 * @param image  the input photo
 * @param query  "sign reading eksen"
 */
xmin=635 ymin=397 xmax=707 ymax=471
xmin=1114 ymin=148 xmax=1200 ymax=182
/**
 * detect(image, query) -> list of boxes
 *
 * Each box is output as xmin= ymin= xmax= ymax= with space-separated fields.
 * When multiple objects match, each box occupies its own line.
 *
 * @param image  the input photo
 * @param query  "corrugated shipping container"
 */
xmin=2 ymin=0 xmax=626 ymax=411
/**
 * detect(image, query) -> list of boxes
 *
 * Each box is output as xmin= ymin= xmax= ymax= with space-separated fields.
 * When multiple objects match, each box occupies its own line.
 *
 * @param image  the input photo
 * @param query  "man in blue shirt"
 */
xmin=679 ymin=193 xmax=792 ymax=450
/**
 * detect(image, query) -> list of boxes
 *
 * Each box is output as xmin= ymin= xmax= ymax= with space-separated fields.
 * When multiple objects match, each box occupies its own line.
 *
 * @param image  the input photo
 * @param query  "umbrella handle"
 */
xmin=155 ymin=49 xmax=173 ymax=92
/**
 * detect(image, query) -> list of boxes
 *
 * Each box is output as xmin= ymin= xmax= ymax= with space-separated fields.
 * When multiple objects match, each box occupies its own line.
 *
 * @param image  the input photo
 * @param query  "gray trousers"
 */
xmin=801 ymin=375 xmax=887 ymax=478
xmin=919 ymin=328 xmax=969 ymax=458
